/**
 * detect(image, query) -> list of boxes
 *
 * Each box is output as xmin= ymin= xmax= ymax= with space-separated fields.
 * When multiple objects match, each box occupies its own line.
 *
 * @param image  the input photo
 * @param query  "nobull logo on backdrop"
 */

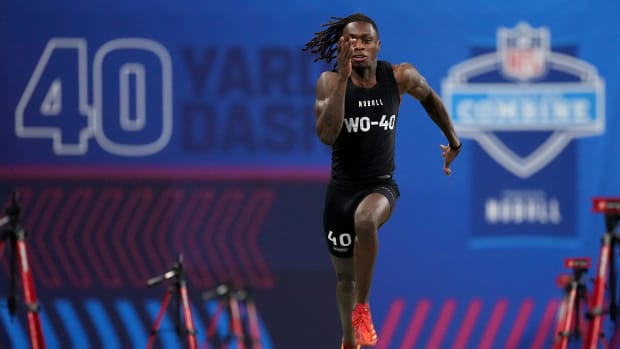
xmin=442 ymin=22 xmax=605 ymax=244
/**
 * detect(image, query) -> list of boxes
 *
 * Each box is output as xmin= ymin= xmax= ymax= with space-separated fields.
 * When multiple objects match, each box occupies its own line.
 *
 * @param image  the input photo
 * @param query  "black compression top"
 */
xmin=331 ymin=60 xmax=401 ymax=181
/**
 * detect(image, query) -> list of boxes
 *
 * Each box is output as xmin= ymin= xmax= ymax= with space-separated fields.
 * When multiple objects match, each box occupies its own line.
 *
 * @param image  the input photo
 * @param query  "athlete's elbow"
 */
xmin=318 ymin=131 xmax=336 ymax=145
xmin=317 ymin=126 xmax=337 ymax=145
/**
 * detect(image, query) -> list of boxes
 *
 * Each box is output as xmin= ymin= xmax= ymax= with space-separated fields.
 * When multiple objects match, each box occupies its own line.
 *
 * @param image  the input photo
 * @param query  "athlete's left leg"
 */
xmin=353 ymin=192 xmax=391 ymax=305
xmin=352 ymin=192 xmax=392 ymax=346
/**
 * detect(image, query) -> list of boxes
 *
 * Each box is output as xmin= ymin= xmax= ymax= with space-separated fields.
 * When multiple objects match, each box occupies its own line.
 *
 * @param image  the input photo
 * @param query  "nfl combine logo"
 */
xmin=442 ymin=22 xmax=605 ymax=243
xmin=499 ymin=22 xmax=549 ymax=81
xmin=443 ymin=22 xmax=605 ymax=178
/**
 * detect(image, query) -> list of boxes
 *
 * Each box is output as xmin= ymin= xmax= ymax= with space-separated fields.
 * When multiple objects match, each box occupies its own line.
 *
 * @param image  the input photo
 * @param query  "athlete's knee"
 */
xmin=335 ymin=272 xmax=356 ymax=292
xmin=354 ymin=209 xmax=380 ymax=235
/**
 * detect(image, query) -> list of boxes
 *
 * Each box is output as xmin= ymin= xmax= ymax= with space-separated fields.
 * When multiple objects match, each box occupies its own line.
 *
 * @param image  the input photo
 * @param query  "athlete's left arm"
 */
xmin=395 ymin=63 xmax=461 ymax=176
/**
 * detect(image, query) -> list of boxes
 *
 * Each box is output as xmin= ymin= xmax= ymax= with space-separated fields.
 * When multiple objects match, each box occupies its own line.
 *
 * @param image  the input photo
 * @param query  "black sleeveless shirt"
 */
xmin=331 ymin=60 xmax=401 ymax=181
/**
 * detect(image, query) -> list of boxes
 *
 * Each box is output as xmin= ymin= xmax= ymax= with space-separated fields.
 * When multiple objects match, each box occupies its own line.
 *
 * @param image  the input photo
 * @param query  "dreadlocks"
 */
xmin=302 ymin=13 xmax=379 ymax=65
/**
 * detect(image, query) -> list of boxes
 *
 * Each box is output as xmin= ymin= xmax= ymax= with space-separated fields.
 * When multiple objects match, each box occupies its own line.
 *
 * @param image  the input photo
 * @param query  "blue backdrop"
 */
xmin=1 ymin=0 xmax=619 ymax=348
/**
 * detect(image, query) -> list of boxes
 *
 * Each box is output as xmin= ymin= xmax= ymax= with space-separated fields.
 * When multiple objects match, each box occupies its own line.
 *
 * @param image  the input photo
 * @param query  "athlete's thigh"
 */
xmin=355 ymin=180 xmax=400 ymax=226
xmin=354 ymin=193 xmax=391 ymax=227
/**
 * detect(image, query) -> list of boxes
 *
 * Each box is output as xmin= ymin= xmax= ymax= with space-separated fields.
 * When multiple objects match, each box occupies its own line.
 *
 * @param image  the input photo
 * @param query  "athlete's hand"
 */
xmin=440 ymin=144 xmax=460 ymax=176
xmin=337 ymin=36 xmax=353 ymax=80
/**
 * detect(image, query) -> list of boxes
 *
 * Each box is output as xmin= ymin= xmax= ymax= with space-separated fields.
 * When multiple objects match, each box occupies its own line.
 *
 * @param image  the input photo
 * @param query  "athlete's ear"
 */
xmin=377 ymin=40 xmax=381 ymax=51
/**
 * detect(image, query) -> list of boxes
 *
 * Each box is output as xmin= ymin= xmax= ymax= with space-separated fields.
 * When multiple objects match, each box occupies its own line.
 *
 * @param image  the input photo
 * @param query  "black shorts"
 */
xmin=322 ymin=177 xmax=400 ymax=258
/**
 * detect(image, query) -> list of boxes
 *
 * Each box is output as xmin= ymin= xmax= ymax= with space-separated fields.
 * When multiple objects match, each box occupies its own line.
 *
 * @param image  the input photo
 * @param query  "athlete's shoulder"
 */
xmin=318 ymin=69 xmax=337 ymax=78
xmin=315 ymin=70 xmax=342 ymax=98
xmin=390 ymin=62 xmax=423 ymax=84
xmin=317 ymin=69 xmax=341 ymax=84
xmin=391 ymin=62 xmax=419 ymax=74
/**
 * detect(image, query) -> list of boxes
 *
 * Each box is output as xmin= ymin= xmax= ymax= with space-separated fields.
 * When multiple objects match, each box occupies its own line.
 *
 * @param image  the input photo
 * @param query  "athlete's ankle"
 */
xmin=354 ymin=302 xmax=370 ymax=310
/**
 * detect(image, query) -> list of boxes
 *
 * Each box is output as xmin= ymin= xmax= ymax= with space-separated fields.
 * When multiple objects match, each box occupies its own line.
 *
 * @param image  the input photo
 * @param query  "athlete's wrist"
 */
xmin=449 ymin=141 xmax=462 ymax=151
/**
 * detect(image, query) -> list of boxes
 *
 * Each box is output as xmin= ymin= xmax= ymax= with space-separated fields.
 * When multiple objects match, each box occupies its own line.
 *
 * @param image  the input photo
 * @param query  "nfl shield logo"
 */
xmin=441 ymin=21 xmax=605 ymax=244
xmin=497 ymin=22 xmax=550 ymax=81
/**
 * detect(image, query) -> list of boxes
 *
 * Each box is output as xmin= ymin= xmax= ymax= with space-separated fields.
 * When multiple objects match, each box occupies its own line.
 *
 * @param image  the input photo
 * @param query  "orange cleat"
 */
xmin=352 ymin=303 xmax=377 ymax=346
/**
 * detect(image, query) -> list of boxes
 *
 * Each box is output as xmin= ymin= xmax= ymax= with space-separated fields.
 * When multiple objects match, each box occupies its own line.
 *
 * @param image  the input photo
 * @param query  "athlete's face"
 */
xmin=342 ymin=21 xmax=380 ymax=68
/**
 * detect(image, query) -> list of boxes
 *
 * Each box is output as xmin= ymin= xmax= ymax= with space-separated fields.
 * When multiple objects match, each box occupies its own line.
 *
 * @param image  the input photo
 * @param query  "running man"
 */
xmin=303 ymin=13 xmax=462 ymax=349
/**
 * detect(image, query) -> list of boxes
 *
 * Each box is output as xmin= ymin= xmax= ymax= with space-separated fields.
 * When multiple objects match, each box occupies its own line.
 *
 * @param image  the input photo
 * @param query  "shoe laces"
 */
xmin=352 ymin=307 xmax=371 ymax=328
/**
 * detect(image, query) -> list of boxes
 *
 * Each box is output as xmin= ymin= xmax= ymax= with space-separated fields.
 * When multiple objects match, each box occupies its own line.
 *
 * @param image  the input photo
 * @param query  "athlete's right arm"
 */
xmin=314 ymin=72 xmax=348 ymax=145
xmin=314 ymin=37 xmax=353 ymax=145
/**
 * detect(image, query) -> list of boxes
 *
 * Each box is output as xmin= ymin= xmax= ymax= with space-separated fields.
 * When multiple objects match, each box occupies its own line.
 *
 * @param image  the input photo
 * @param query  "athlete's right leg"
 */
xmin=330 ymin=254 xmax=357 ymax=348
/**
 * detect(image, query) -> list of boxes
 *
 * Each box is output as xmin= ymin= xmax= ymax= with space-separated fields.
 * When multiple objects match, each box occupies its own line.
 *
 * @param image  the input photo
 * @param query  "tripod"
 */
xmin=583 ymin=198 xmax=620 ymax=349
xmin=202 ymin=284 xmax=262 ymax=349
xmin=145 ymin=253 xmax=198 ymax=349
xmin=552 ymin=257 xmax=591 ymax=349
xmin=0 ymin=191 xmax=46 ymax=349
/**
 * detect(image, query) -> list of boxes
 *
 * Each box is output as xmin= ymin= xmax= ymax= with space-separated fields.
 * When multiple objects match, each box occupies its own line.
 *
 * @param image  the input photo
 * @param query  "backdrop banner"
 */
xmin=1 ymin=1 xmax=619 ymax=348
